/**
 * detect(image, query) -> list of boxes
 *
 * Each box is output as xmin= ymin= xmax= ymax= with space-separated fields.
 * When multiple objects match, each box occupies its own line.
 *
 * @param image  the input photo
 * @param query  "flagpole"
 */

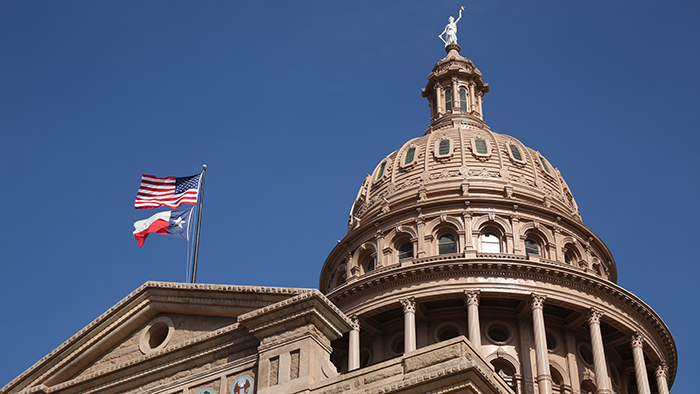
xmin=191 ymin=164 xmax=206 ymax=283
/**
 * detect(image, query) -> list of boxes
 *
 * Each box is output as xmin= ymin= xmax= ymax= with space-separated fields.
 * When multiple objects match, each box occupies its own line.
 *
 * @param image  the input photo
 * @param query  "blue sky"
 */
xmin=1 ymin=1 xmax=698 ymax=391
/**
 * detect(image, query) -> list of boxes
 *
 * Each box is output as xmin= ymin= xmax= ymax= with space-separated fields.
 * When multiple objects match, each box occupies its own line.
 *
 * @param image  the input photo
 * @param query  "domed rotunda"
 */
xmin=320 ymin=44 xmax=676 ymax=394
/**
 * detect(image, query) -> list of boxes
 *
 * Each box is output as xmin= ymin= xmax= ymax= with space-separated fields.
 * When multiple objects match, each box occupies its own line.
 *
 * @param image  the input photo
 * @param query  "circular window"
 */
xmin=389 ymin=333 xmax=405 ymax=356
xmin=579 ymin=344 xmax=593 ymax=366
xmin=434 ymin=322 xmax=462 ymax=343
xmin=360 ymin=348 xmax=372 ymax=367
xmin=486 ymin=322 xmax=512 ymax=344
xmin=139 ymin=316 xmax=174 ymax=354
xmin=546 ymin=330 xmax=558 ymax=351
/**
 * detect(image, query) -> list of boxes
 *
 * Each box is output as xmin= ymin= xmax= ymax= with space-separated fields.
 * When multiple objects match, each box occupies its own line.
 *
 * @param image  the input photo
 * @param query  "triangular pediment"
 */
xmin=1 ymin=282 xmax=311 ymax=394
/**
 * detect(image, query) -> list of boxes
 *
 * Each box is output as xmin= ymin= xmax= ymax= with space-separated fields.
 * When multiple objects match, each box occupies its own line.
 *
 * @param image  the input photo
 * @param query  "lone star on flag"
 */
xmin=172 ymin=216 xmax=185 ymax=228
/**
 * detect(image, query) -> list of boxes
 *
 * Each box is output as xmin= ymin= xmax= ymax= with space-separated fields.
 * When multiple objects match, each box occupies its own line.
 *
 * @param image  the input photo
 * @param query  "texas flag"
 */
xmin=133 ymin=207 xmax=192 ymax=247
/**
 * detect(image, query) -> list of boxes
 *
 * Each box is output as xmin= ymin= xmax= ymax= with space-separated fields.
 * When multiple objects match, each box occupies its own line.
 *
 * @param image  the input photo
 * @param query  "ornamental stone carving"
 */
xmin=400 ymin=297 xmax=416 ymax=313
xmin=529 ymin=293 xmax=546 ymax=309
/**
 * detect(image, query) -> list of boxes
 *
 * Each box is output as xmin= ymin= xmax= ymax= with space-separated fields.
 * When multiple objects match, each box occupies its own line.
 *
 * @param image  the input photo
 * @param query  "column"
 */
xmin=516 ymin=316 xmax=535 ymax=394
xmin=468 ymin=82 xmax=476 ymax=113
xmin=463 ymin=208 xmax=474 ymax=250
xmin=348 ymin=315 xmax=360 ymax=371
xmin=435 ymin=85 xmax=443 ymax=116
xmin=451 ymin=77 xmax=459 ymax=112
xmin=564 ymin=328 xmax=581 ymax=392
xmin=655 ymin=362 xmax=670 ymax=394
xmin=464 ymin=290 xmax=481 ymax=349
xmin=400 ymin=297 xmax=417 ymax=353
xmin=630 ymin=332 xmax=651 ymax=394
xmin=530 ymin=293 xmax=552 ymax=394
xmin=587 ymin=308 xmax=611 ymax=394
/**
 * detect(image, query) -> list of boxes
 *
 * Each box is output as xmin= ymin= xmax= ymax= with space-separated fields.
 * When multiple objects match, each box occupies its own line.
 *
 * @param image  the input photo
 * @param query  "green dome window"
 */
xmin=404 ymin=147 xmax=416 ymax=165
xmin=459 ymin=88 xmax=467 ymax=112
xmin=475 ymin=139 xmax=487 ymax=154
xmin=439 ymin=140 xmax=450 ymax=156
xmin=444 ymin=89 xmax=452 ymax=112
xmin=438 ymin=233 xmax=457 ymax=255
xmin=509 ymin=145 xmax=522 ymax=161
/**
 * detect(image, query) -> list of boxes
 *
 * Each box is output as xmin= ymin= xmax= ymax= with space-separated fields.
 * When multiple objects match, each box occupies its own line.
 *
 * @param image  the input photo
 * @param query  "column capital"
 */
xmin=587 ymin=308 xmax=604 ymax=325
xmin=349 ymin=315 xmax=360 ymax=331
xmin=529 ymin=293 xmax=546 ymax=309
xmin=464 ymin=290 xmax=480 ymax=306
xmin=400 ymin=297 xmax=416 ymax=313
xmin=655 ymin=362 xmax=668 ymax=378
xmin=630 ymin=331 xmax=644 ymax=348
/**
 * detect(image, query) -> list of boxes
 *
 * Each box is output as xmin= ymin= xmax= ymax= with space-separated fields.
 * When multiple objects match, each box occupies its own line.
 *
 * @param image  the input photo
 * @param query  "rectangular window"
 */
xmin=459 ymin=88 xmax=467 ymax=111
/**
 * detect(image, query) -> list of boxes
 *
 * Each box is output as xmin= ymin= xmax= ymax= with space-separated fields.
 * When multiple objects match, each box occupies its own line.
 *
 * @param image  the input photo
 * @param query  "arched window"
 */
xmin=398 ymin=242 xmax=413 ymax=260
xmin=438 ymin=233 xmax=457 ymax=255
xmin=491 ymin=360 xmax=516 ymax=391
xmin=480 ymin=232 xmax=500 ymax=253
xmin=404 ymin=147 xmax=416 ymax=165
xmin=375 ymin=161 xmax=386 ymax=180
xmin=445 ymin=89 xmax=453 ymax=112
xmin=365 ymin=258 xmax=375 ymax=272
xmin=459 ymin=88 xmax=468 ymax=111
xmin=524 ymin=239 xmax=540 ymax=255
xmin=475 ymin=139 xmax=488 ymax=154
xmin=509 ymin=144 xmax=523 ymax=161
xmin=438 ymin=140 xmax=450 ymax=155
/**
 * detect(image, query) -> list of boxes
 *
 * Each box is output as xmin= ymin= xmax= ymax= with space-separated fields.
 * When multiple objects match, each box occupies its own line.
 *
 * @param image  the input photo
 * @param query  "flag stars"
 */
xmin=172 ymin=216 xmax=185 ymax=228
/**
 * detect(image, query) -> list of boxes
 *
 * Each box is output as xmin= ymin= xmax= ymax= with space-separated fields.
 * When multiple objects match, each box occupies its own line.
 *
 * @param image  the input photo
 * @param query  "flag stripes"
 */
xmin=135 ymin=173 xmax=201 ymax=209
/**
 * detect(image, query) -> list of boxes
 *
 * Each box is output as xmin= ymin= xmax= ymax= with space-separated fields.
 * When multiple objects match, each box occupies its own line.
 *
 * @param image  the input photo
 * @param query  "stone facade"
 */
xmin=2 ymin=45 xmax=676 ymax=394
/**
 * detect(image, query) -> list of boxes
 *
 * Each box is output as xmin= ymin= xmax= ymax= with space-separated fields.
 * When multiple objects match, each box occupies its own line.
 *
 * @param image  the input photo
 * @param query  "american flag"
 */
xmin=134 ymin=173 xmax=201 ymax=209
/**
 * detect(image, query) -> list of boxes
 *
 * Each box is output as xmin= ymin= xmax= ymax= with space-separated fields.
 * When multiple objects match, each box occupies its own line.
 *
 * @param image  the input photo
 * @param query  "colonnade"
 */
xmin=346 ymin=292 xmax=669 ymax=394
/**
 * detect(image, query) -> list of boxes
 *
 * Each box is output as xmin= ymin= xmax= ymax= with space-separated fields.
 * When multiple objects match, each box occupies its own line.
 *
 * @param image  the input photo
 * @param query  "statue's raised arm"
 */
xmin=438 ymin=7 xmax=464 ymax=47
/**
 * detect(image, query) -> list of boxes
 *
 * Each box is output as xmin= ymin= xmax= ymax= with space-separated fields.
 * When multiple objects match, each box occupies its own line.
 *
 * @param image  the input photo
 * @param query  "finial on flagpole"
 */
xmin=202 ymin=164 xmax=207 ymax=170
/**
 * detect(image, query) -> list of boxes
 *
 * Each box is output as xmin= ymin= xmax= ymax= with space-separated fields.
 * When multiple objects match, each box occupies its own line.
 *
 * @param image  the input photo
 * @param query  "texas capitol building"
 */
xmin=1 ymin=40 xmax=676 ymax=394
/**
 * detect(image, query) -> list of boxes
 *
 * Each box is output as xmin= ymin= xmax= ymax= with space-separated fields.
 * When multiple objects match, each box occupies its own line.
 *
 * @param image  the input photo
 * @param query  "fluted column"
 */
xmin=348 ymin=315 xmax=360 ymax=371
xmin=435 ymin=85 xmax=443 ymax=116
xmin=630 ymin=332 xmax=651 ymax=394
xmin=400 ymin=297 xmax=417 ymax=353
xmin=530 ymin=293 xmax=552 ymax=394
xmin=587 ymin=308 xmax=611 ymax=394
xmin=655 ymin=362 xmax=670 ymax=394
xmin=464 ymin=290 xmax=481 ymax=349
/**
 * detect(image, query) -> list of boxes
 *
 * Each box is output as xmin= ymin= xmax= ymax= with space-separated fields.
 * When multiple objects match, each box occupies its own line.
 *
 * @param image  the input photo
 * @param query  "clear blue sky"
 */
xmin=1 ymin=1 xmax=698 ymax=391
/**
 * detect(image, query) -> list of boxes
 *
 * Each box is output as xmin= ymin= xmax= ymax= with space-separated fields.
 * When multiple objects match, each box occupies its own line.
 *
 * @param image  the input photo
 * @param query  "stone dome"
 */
xmin=319 ymin=44 xmax=676 ymax=392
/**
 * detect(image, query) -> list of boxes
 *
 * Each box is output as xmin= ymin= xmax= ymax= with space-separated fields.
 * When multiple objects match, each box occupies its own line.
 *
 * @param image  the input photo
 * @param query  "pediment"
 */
xmin=1 ymin=282 xmax=309 ymax=394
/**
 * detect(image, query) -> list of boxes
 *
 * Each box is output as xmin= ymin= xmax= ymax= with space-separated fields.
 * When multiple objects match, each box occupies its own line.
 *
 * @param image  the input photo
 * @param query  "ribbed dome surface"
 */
xmin=348 ymin=122 xmax=581 ymax=231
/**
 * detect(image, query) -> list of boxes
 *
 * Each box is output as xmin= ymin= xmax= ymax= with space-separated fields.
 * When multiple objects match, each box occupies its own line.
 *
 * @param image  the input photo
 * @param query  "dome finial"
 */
xmin=438 ymin=6 xmax=465 ymax=48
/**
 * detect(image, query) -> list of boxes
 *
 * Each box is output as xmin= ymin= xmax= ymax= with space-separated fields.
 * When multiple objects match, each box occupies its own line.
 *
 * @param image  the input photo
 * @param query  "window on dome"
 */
xmin=404 ymin=147 xmax=416 ymax=165
xmin=445 ymin=89 xmax=452 ymax=112
xmin=459 ymin=88 xmax=467 ymax=112
xmin=365 ymin=258 xmax=375 ymax=272
xmin=525 ymin=239 xmax=539 ymax=255
xmin=398 ymin=242 xmax=413 ymax=260
xmin=438 ymin=233 xmax=457 ymax=255
xmin=475 ymin=139 xmax=488 ymax=154
xmin=509 ymin=145 xmax=522 ymax=161
xmin=439 ymin=140 xmax=450 ymax=156
xmin=376 ymin=161 xmax=386 ymax=180
xmin=565 ymin=253 xmax=572 ymax=264
xmin=480 ymin=233 xmax=500 ymax=253
xmin=539 ymin=156 xmax=551 ymax=174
